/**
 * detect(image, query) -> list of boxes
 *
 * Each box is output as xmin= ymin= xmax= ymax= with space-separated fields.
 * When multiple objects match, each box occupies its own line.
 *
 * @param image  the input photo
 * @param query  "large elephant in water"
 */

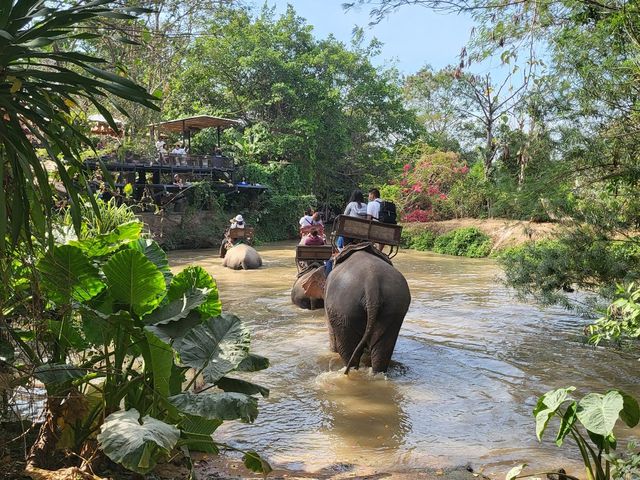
xmin=222 ymin=244 xmax=262 ymax=270
xmin=323 ymin=248 xmax=410 ymax=373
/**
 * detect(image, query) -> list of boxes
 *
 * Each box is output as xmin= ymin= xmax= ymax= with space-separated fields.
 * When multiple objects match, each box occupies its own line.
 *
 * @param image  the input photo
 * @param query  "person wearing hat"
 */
xmin=230 ymin=214 xmax=245 ymax=229
xmin=220 ymin=214 xmax=246 ymax=258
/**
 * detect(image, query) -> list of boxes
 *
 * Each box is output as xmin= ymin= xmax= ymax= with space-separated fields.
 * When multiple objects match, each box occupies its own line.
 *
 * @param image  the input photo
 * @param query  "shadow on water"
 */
xmin=168 ymin=242 xmax=640 ymax=478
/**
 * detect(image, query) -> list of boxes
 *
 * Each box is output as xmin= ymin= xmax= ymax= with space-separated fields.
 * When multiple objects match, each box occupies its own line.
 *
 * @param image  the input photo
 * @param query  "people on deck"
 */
xmin=173 ymin=174 xmax=185 ymax=188
xmin=155 ymin=138 xmax=167 ymax=155
xmin=171 ymin=144 xmax=187 ymax=155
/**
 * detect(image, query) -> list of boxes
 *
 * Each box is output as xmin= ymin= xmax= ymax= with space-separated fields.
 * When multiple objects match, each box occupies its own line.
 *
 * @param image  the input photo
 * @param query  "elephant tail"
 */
xmin=344 ymin=335 xmax=368 ymax=375
xmin=344 ymin=301 xmax=378 ymax=375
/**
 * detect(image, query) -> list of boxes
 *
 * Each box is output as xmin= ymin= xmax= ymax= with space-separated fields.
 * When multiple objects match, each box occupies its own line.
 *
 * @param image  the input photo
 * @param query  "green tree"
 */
xmin=167 ymin=5 xmax=419 ymax=204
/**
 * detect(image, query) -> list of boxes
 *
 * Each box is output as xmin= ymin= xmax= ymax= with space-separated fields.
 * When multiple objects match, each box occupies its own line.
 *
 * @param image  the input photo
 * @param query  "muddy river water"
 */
xmin=169 ymin=242 xmax=640 ymax=478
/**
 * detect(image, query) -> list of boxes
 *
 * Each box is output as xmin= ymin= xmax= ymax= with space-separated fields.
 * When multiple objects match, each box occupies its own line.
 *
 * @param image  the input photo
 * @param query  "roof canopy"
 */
xmin=88 ymin=113 xmax=124 ymax=125
xmin=150 ymin=115 xmax=242 ymax=133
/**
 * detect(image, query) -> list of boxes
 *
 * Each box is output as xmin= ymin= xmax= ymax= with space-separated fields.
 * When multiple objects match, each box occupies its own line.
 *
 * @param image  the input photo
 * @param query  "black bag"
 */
xmin=378 ymin=200 xmax=397 ymax=224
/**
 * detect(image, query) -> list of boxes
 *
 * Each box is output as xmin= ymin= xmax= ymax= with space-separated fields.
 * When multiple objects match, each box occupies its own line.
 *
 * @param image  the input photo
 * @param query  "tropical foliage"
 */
xmin=3 ymin=215 xmax=270 ymax=475
xmin=507 ymin=387 xmax=640 ymax=480
xmin=0 ymin=0 xmax=158 ymax=252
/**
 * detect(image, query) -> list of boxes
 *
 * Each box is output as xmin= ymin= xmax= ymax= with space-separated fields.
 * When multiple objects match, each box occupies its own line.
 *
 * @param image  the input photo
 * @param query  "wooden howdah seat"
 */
xmin=331 ymin=214 xmax=402 ymax=258
xmin=228 ymin=227 xmax=254 ymax=245
xmin=295 ymin=244 xmax=333 ymax=273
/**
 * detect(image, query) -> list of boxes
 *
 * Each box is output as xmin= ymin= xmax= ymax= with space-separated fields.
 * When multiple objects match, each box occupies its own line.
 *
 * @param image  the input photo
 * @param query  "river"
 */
xmin=168 ymin=241 xmax=640 ymax=478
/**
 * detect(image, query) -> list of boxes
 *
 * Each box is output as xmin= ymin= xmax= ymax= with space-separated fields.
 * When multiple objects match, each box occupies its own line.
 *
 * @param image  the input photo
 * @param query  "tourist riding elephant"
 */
xmin=323 ymin=248 xmax=411 ymax=373
xmin=291 ymin=266 xmax=324 ymax=310
xmin=222 ymin=244 xmax=262 ymax=270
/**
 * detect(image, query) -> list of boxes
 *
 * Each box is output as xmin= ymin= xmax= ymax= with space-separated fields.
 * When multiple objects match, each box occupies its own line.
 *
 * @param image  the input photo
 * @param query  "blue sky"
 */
xmin=254 ymin=0 xmax=478 ymax=76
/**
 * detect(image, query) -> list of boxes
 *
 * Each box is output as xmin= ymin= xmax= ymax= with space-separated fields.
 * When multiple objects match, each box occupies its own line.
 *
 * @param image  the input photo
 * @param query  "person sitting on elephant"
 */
xmin=299 ymin=208 xmax=314 ymax=228
xmin=303 ymin=229 xmax=325 ymax=246
xmin=220 ymin=214 xmax=246 ymax=258
xmin=337 ymin=189 xmax=367 ymax=250
xmin=230 ymin=214 xmax=245 ymax=229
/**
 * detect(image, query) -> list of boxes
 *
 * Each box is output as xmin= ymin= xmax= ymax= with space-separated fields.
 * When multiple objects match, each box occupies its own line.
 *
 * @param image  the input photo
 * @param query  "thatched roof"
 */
xmin=149 ymin=115 xmax=242 ymax=133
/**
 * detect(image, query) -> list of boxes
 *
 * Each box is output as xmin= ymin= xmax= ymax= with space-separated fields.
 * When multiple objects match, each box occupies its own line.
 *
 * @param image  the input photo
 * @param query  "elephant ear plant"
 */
xmin=507 ymin=387 xmax=640 ymax=480
xmin=30 ymin=220 xmax=271 ymax=476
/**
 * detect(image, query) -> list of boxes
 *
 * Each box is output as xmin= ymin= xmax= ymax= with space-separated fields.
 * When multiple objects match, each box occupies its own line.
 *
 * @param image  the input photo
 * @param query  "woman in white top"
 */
xmin=336 ymin=190 xmax=367 ymax=251
xmin=343 ymin=190 xmax=367 ymax=218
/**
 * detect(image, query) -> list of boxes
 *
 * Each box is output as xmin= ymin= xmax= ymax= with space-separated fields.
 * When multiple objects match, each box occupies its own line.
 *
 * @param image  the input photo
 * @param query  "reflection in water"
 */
xmin=315 ymin=370 xmax=410 ymax=452
xmin=169 ymin=242 xmax=640 ymax=478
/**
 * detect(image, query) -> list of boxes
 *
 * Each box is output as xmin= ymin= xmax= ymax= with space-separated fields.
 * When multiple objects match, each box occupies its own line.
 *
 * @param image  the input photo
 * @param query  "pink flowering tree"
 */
xmin=396 ymin=150 xmax=469 ymax=221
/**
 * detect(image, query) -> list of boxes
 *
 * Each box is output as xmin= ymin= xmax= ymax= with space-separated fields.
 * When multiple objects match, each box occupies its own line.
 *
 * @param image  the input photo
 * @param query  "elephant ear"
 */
xmin=301 ymin=267 xmax=325 ymax=299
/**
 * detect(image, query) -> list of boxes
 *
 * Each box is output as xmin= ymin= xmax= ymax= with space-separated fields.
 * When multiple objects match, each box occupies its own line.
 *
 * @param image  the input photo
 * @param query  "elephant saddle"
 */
xmin=333 ymin=242 xmax=392 ymax=266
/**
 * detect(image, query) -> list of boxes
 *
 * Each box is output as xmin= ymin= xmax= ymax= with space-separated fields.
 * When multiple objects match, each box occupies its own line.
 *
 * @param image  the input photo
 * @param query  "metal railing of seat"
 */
xmin=330 ymin=214 xmax=402 ymax=258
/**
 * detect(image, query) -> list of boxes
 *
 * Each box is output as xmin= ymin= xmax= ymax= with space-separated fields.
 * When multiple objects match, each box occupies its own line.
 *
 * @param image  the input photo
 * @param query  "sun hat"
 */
xmin=235 ymin=214 xmax=244 ymax=222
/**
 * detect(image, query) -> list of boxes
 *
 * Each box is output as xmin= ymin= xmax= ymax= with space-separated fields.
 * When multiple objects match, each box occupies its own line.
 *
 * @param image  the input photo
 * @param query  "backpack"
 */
xmin=377 ymin=200 xmax=397 ymax=224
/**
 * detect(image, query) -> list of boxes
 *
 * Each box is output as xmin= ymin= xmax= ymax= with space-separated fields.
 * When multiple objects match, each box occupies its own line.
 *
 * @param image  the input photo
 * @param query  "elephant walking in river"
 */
xmin=296 ymin=245 xmax=411 ymax=373
xmin=222 ymin=244 xmax=262 ymax=270
xmin=325 ymin=249 xmax=410 ymax=373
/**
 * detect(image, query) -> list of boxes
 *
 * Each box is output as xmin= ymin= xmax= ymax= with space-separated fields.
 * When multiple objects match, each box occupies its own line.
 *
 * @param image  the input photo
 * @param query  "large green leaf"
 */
xmin=97 ymin=409 xmax=179 ymax=475
xmin=216 ymin=377 xmax=270 ymax=399
xmin=144 ymin=331 xmax=174 ymax=399
xmin=555 ymin=401 xmax=577 ymax=446
xmin=34 ymin=363 xmax=86 ymax=387
xmin=102 ymin=249 xmax=166 ymax=316
xmin=534 ymin=387 xmax=575 ymax=441
xmin=169 ymin=392 xmax=258 ymax=423
xmin=128 ymin=239 xmax=172 ymax=285
xmin=180 ymin=414 xmax=221 ymax=453
xmin=144 ymin=311 xmax=202 ymax=345
xmin=80 ymin=306 xmax=133 ymax=346
xmin=236 ymin=353 xmax=270 ymax=373
xmin=168 ymin=266 xmax=221 ymax=318
xmin=71 ymin=221 xmax=143 ymax=258
xmin=577 ymin=391 xmax=625 ymax=436
xmin=37 ymin=244 xmax=104 ymax=303
xmin=142 ymin=289 xmax=209 ymax=326
xmin=174 ymin=314 xmax=250 ymax=384
xmin=242 ymin=450 xmax=272 ymax=475
xmin=619 ymin=390 xmax=640 ymax=428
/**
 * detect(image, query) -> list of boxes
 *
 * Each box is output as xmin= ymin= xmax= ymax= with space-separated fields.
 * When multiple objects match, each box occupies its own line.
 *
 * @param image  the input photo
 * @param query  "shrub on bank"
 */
xmin=432 ymin=227 xmax=492 ymax=257
xmin=402 ymin=229 xmax=437 ymax=251
xmin=401 ymin=226 xmax=492 ymax=257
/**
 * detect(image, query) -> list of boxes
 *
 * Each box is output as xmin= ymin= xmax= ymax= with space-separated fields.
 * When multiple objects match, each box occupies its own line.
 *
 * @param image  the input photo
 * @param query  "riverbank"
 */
xmin=402 ymin=218 xmax=558 ymax=253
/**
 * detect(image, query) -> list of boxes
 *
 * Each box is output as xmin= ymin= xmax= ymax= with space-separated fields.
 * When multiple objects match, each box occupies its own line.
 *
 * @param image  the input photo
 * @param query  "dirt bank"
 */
xmin=402 ymin=218 xmax=559 ymax=252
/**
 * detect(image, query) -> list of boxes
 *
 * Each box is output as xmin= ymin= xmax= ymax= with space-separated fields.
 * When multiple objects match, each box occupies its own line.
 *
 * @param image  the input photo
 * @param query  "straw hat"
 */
xmin=234 ymin=214 xmax=244 ymax=223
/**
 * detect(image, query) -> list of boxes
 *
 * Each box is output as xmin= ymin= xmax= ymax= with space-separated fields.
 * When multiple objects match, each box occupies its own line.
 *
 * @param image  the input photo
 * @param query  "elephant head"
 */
xmin=222 ymin=243 xmax=262 ymax=270
xmin=291 ymin=266 xmax=325 ymax=310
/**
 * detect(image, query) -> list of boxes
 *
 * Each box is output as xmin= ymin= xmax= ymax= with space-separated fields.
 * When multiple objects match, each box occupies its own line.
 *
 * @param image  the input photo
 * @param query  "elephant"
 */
xmin=323 ymin=249 xmax=411 ymax=374
xmin=291 ymin=266 xmax=325 ymax=310
xmin=222 ymin=244 xmax=262 ymax=270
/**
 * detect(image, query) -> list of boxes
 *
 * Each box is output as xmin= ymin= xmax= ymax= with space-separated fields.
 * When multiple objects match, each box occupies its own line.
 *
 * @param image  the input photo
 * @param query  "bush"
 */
xmin=402 ymin=229 xmax=437 ymax=251
xmin=433 ymin=227 xmax=492 ymax=257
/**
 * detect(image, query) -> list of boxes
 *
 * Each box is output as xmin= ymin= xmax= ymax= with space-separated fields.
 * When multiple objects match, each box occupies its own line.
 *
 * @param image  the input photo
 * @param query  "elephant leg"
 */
xmin=369 ymin=324 xmax=402 ymax=373
xmin=329 ymin=315 xmax=365 ymax=370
